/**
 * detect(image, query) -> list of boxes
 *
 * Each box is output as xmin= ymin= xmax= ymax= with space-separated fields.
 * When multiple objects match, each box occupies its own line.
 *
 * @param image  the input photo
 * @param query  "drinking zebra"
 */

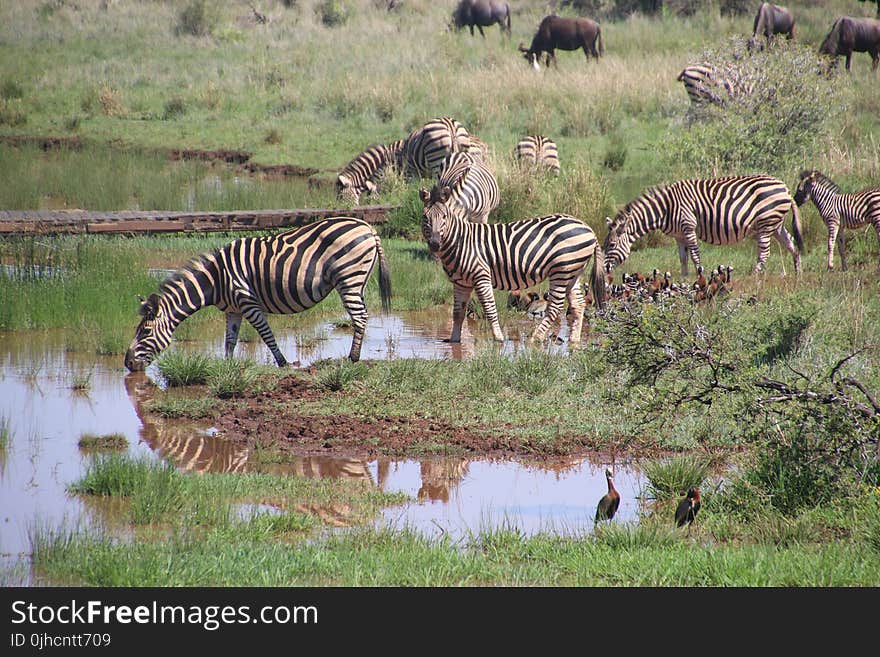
xmin=603 ymin=174 xmax=804 ymax=276
xmin=677 ymin=64 xmax=734 ymax=107
xmin=794 ymin=170 xmax=880 ymax=270
xmin=419 ymin=187 xmax=606 ymax=345
xmin=513 ymin=135 xmax=561 ymax=175
xmin=124 ymin=217 xmax=392 ymax=370
xmin=335 ymin=140 xmax=405 ymax=204
xmin=434 ymin=151 xmax=500 ymax=224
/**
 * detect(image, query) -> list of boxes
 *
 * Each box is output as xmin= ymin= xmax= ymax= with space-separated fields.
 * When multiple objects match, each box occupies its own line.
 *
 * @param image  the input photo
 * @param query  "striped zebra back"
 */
xmin=677 ymin=64 xmax=733 ymax=106
xmin=514 ymin=135 xmax=561 ymax=174
xmin=436 ymin=151 xmax=500 ymax=224
xmin=796 ymin=170 xmax=880 ymax=230
xmin=400 ymin=117 xmax=472 ymax=178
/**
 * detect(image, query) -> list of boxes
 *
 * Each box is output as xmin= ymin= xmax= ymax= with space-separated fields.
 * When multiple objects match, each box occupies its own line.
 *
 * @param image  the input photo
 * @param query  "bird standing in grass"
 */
xmin=674 ymin=487 xmax=701 ymax=528
xmin=595 ymin=467 xmax=621 ymax=523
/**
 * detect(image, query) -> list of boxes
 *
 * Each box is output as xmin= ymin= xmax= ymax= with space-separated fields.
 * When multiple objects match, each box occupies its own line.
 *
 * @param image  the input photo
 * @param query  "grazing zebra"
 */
xmin=124 ymin=217 xmax=392 ymax=370
xmin=513 ymin=135 xmax=561 ymax=174
xmin=335 ymin=140 xmax=405 ymax=204
xmin=794 ymin=170 xmax=880 ymax=270
xmin=603 ymin=175 xmax=804 ymax=277
xmin=398 ymin=117 xmax=473 ymax=179
xmin=434 ymin=151 xmax=500 ymax=224
xmin=419 ymin=187 xmax=606 ymax=345
xmin=676 ymin=64 xmax=734 ymax=107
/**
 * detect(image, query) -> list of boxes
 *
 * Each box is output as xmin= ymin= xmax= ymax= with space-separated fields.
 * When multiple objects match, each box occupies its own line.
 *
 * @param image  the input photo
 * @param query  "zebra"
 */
xmin=434 ymin=151 xmax=500 ymax=224
xmin=419 ymin=186 xmax=606 ymax=345
xmin=398 ymin=117 xmax=473 ymax=179
xmin=677 ymin=63 xmax=734 ymax=107
xmin=335 ymin=139 xmax=405 ymax=204
xmin=794 ymin=170 xmax=880 ymax=270
xmin=603 ymin=174 xmax=804 ymax=277
xmin=124 ymin=217 xmax=392 ymax=370
xmin=513 ymin=135 xmax=561 ymax=175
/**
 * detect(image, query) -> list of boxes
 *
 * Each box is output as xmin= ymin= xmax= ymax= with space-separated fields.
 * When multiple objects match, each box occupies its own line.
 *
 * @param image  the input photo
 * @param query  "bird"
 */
xmin=595 ymin=467 xmax=621 ymax=523
xmin=674 ymin=487 xmax=701 ymax=528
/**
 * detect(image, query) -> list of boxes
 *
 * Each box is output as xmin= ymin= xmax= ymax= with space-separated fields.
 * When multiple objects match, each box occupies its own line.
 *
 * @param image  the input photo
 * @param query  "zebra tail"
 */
xmin=590 ymin=245 xmax=607 ymax=311
xmin=376 ymin=237 xmax=393 ymax=313
xmin=791 ymin=201 xmax=805 ymax=254
xmin=597 ymin=29 xmax=604 ymax=57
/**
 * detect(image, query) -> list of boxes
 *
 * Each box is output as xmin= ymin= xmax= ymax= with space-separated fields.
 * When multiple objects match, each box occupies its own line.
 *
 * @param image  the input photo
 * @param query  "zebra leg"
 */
xmin=754 ymin=232 xmax=773 ymax=274
xmin=827 ymin=220 xmax=840 ymax=270
xmin=448 ymin=283 xmax=473 ymax=343
xmin=565 ymin=281 xmax=586 ymax=345
xmin=338 ymin=286 xmax=369 ymax=362
xmin=473 ymin=279 xmax=504 ymax=342
xmin=773 ymin=226 xmax=801 ymax=274
xmin=676 ymin=239 xmax=690 ymax=277
xmin=837 ymin=230 xmax=848 ymax=272
xmin=239 ymin=302 xmax=287 ymax=367
xmin=683 ymin=232 xmax=702 ymax=277
xmin=224 ymin=312 xmax=243 ymax=359
xmin=531 ymin=283 xmax=566 ymax=344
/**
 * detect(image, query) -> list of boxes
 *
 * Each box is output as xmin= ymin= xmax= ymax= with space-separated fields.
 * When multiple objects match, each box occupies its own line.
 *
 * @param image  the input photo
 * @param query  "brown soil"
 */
xmin=211 ymin=370 xmax=637 ymax=461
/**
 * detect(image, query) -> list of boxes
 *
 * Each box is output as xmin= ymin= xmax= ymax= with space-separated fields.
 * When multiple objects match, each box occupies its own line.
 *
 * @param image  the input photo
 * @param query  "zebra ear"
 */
xmin=605 ymin=216 xmax=612 ymax=228
xmin=439 ymin=186 xmax=452 ymax=203
xmin=140 ymin=294 xmax=160 ymax=320
xmin=364 ymin=180 xmax=377 ymax=194
xmin=337 ymin=173 xmax=350 ymax=187
xmin=419 ymin=188 xmax=431 ymax=205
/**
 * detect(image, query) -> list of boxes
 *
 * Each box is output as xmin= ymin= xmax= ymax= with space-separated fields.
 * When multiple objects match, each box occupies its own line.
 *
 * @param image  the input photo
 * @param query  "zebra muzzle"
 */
xmin=124 ymin=349 xmax=145 ymax=372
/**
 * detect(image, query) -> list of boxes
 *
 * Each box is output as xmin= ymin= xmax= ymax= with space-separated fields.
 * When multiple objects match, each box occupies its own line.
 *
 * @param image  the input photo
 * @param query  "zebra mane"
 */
xmin=801 ymin=170 xmax=841 ymax=194
xmin=158 ymin=250 xmax=218 ymax=297
xmin=612 ymin=185 xmax=666 ymax=234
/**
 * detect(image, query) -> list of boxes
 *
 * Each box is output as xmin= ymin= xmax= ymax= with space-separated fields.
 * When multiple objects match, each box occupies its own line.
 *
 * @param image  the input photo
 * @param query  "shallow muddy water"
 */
xmin=0 ymin=313 xmax=644 ymax=584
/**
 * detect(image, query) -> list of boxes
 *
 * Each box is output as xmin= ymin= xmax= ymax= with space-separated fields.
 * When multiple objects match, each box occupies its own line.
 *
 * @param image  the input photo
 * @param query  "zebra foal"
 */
xmin=419 ymin=187 xmax=606 ymax=345
xmin=603 ymin=174 xmax=803 ymax=276
xmin=794 ymin=170 xmax=880 ymax=270
xmin=124 ymin=217 xmax=392 ymax=370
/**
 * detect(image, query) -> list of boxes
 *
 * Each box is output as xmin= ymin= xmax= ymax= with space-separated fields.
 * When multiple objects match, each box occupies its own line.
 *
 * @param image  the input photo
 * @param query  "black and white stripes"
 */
xmin=434 ymin=151 xmax=500 ymax=223
xmin=603 ymin=174 xmax=803 ymax=276
xmin=794 ymin=170 xmax=880 ymax=270
xmin=513 ymin=135 xmax=560 ymax=174
xmin=124 ymin=217 xmax=392 ymax=370
xmin=677 ymin=64 xmax=734 ymax=107
xmin=419 ymin=187 xmax=606 ymax=345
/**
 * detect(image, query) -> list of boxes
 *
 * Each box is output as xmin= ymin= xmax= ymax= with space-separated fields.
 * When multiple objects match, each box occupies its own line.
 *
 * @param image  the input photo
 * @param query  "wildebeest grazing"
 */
xmin=519 ymin=15 xmax=603 ymax=70
xmin=819 ymin=16 xmax=880 ymax=71
xmin=450 ymin=0 xmax=511 ymax=38
xmin=747 ymin=3 xmax=795 ymax=51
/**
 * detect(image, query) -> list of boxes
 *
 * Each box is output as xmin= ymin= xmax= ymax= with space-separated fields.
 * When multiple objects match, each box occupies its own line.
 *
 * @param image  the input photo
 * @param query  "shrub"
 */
xmin=176 ymin=0 xmax=218 ymax=37
xmin=318 ymin=0 xmax=350 ymax=27
xmin=208 ymin=359 xmax=258 ymax=399
xmin=664 ymin=38 xmax=840 ymax=176
xmin=162 ymin=97 xmax=187 ymax=120
xmin=156 ymin=351 xmax=214 ymax=386
xmin=642 ymin=455 xmax=712 ymax=500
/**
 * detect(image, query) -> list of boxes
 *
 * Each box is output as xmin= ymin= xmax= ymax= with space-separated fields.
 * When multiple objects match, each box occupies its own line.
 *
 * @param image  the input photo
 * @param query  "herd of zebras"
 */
xmin=122 ymin=6 xmax=880 ymax=374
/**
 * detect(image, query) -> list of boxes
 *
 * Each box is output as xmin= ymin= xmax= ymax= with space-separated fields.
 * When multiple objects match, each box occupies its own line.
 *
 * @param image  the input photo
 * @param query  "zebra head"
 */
xmin=335 ymin=174 xmax=376 ymax=206
xmin=420 ymin=186 xmax=457 ymax=252
xmin=793 ymin=170 xmax=818 ymax=206
xmin=124 ymin=293 xmax=173 ymax=372
xmin=602 ymin=214 xmax=634 ymax=273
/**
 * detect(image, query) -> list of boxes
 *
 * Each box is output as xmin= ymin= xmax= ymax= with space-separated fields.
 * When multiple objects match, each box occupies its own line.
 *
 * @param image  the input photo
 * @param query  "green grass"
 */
xmin=642 ymin=455 xmax=714 ymax=501
xmin=0 ymin=415 xmax=10 ymax=450
xmin=77 ymin=432 xmax=129 ymax=452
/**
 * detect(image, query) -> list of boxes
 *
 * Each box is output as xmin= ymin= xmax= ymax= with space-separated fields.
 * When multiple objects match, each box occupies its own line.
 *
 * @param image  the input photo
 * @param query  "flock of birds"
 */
xmin=505 ymin=264 xmax=737 ymax=321
xmin=594 ymin=467 xmax=702 ymax=529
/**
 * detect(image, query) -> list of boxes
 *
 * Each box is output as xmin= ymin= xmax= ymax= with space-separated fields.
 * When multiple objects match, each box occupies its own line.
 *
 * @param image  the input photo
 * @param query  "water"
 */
xmin=0 ymin=316 xmax=646 ymax=584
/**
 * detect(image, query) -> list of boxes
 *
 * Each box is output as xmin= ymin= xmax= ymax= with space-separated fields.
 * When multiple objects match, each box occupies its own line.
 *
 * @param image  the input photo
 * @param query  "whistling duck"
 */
xmin=674 ymin=487 xmax=701 ymax=527
xmin=595 ymin=467 xmax=621 ymax=522
xmin=693 ymin=265 xmax=706 ymax=291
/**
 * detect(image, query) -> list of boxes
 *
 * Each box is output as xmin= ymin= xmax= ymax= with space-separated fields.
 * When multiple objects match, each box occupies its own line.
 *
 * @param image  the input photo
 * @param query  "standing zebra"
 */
xmin=677 ymin=64 xmax=734 ymax=107
xmin=794 ymin=170 xmax=880 ymax=270
xmin=419 ymin=187 xmax=606 ymax=345
xmin=434 ymin=151 xmax=500 ymax=224
xmin=124 ymin=217 xmax=392 ymax=370
xmin=336 ymin=140 xmax=405 ymax=204
xmin=603 ymin=175 xmax=804 ymax=276
xmin=513 ymin=135 xmax=561 ymax=175
xmin=398 ymin=117 xmax=473 ymax=179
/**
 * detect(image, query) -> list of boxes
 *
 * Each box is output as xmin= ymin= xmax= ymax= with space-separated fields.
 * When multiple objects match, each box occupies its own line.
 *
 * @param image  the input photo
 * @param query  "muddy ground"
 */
xmin=210 ymin=369 xmax=640 ymax=461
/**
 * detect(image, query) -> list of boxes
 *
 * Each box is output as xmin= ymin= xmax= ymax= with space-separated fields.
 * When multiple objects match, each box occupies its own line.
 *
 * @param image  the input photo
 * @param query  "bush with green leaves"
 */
xmin=176 ymin=0 xmax=218 ymax=37
xmin=665 ymin=38 xmax=841 ymax=176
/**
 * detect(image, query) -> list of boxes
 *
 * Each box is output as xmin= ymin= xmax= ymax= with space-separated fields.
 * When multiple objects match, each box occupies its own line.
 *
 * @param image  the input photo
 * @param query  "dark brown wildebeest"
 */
xmin=819 ymin=16 xmax=880 ymax=71
xmin=518 ymin=15 xmax=603 ymax=70
xmin=451 ymin=0 xmax=511 ymax=38
xmin=747 ymin=3 xmax=795 ymax=51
